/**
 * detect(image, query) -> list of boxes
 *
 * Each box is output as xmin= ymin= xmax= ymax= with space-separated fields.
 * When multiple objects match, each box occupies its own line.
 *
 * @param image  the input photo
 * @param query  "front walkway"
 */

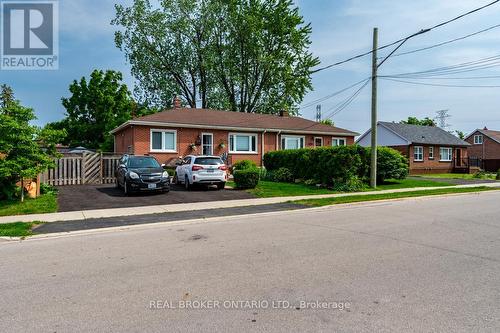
xmin=1 ymin=182 xmax=499 ymax=224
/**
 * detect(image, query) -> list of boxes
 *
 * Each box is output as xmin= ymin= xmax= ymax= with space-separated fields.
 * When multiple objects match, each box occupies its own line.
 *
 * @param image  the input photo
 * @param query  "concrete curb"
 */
xmin=0 ymin=189 xmax=496 ymax=242
xmin=1 ymin=182 xmax=499 ymax=224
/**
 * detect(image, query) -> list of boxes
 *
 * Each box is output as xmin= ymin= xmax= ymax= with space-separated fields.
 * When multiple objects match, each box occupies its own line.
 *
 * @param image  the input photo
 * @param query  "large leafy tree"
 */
xmin=112 ymin=0 xmax=319 ymax=114
xmin=400 ymin=117 xmax=436 ymax=127
xmin=0 ymin=85 xmax=66 ymax=199
xmin=47 ymin=70 xmax=144 ymax=151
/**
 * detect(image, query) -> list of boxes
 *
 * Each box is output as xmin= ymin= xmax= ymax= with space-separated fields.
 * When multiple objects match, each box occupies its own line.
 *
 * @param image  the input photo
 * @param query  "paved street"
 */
xmin=1 ymin=192 xmax=500 ymax=332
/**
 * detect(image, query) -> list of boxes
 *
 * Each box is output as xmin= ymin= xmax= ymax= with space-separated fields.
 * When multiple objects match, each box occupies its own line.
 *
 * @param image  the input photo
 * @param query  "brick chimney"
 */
xmin=279 ymin=110 xmax=289 ymax=117
xmin=483 ymin=126 xmax=488 ymax=130
xmin=173 ymin=95 xmax=181 ymax=109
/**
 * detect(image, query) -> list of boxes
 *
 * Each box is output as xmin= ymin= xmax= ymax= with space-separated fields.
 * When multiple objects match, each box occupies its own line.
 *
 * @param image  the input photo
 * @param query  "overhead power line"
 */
xmin=383 ymin=54 xmax=500 ymax=77
xmin=388 ymin=23 xmax=500 ymax=58
xmin=382 ymin=74 xmax=500 ymax=80
xmin=381 ymin=77 xmax=500 ymax=88
xmin=300 ymin=78 xmax=369 ymax=109
xmin=323 ymin=79 xmax=371 ymax=120
xmin=310 ymin=0 xmax=500 ymax=74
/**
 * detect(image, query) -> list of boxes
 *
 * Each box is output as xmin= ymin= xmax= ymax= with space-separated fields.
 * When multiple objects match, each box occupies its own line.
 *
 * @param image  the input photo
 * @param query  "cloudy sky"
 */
xmin=2 ymin=0 xmax=500 ymax=135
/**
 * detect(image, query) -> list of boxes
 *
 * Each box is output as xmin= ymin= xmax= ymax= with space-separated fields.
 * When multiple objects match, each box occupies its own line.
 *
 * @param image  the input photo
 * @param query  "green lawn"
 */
xmin=228 ymin=178 xmax=453 ymax=198
xmin=293 ymin=187 xmax=499 ymax=207
xmin=0 ymin=222 xmax=42 ymax=237
xmin=413 ymin=173 xmax=498 ymax=180
xmin=0 ymin=194 xmax=58 ymax=217
xmin=375 ymin=178 xmax=452 ymax=190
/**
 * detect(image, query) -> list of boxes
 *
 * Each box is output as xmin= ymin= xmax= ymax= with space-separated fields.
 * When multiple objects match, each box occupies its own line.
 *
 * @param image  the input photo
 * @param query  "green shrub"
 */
xmin=371 ymin=147 xmax=409 ymax=183
xmin=263 ymin=146 xmax=408 ymax=187
xmin=272 ymin=167 xmax=293 ymax=182
xmin=40 ymin=183 xmax=58 ymax=195
xmin=473 ymin=171 xmax=490 ymax=179
xmin=264 ymin=146 xmax=367 ymax=185
xmin=231 ymin=160 xmax=257 ymax=173
xmin=304 ymin=179 xmax=318 ymax=186
xmin=163 ymin=167 xmax=176 ymax=177
xmin=233 ymin=168 xmax=260 ymax=189
xmin=331 ymin=177 xmax=365 ymax=192
xmin=497 ymin=169 xmax=500 ymax=180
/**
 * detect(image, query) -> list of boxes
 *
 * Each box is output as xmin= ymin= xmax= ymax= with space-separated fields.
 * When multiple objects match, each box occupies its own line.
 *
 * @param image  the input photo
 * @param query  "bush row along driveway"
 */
xmin=57 ymin=184 xmax=255 ymax=212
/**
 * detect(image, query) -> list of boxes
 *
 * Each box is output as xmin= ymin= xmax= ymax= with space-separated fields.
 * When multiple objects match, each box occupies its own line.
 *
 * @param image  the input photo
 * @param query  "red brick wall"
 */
xmin=389 ymin=144 xmax=467 ymax=174
xmin=114 ymin=126 xmax=135 ymax=154
xmin=114 ymin=125 xmax=355 ymax=166
xmin=465 ymin=131 xmax=500 ymax=159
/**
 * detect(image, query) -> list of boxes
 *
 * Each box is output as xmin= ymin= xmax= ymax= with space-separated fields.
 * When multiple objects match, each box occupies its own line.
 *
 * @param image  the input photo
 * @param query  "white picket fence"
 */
xmin=40 ymin=152 xmax=121 ymax=186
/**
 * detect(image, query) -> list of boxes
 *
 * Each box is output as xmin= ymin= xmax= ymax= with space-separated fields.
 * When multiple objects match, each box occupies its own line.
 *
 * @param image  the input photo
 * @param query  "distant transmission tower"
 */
xmin=435 ymin=109 xmax=451 ymax=129
xmin=316 ymin=104 xmax=322 ymax=122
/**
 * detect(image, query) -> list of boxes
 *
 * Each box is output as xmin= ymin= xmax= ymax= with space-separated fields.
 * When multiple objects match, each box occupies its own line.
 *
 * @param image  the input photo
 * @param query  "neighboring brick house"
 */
xmin=356 ymin=121 xmax=470 ymax=174
xmin=465 ymin=128 xmax=500 ymax=171
xmin=110 ymin=107 xmax=358 ymax=166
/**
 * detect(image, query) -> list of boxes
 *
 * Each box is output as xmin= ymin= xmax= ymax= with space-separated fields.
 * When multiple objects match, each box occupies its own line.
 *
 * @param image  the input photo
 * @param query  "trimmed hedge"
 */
xmin=231 ymin=159 xmax=257 ymax=173
xmin=371 ymin=147 xmax=409 ymax=182
xmin=233 ymin=168 xmax=260 ymax=189
xmin=263 ymin=146 xmax=408 ymax=185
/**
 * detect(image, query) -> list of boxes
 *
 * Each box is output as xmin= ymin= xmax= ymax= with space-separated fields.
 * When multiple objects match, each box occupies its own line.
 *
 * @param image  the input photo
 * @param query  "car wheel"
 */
xmin=124 ymin=180 xmax=130 ymax=196
xmin=116 ymin=179 xmax=122 ymax=189
xmin=217 ymin=182 xmax=226 ymax=190
xmin=185 ymin=176 xmax=191 ymax=190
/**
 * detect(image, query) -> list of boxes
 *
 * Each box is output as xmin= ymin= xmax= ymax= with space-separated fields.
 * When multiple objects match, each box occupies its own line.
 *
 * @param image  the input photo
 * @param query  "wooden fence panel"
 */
xmin=40 ymin=153 xmax=121 ymax=186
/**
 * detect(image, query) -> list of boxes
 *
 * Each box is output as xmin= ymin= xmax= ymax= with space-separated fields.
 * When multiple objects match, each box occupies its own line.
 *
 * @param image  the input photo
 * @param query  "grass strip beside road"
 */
xmin=0 ymin=194 xmax=58 ymax=217
xmin=229 ymin=178 xmax=453 ymax=198
xmin=414 ymin=173 xmax=498 ymax=180
xmin=0 ymin=222 xmax=43 ymax=237
xmin=292 ymin=187 xmax=499 ymax=207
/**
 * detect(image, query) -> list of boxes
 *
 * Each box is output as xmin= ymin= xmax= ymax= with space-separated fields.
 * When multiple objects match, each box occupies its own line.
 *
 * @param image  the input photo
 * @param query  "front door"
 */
xmin=202 ymin=133 xmax=213 ymax=155
xmin=456 ymin=148 xmax=462 ymax=167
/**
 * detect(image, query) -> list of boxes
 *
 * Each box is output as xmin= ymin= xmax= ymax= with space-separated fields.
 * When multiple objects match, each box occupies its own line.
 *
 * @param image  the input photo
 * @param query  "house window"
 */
xmin=281 ymin=135 xmax=305 ymax=150
xmin=314 ymin=137 xmax=323 ymax=147
xmin=428 ymin=147 xmax=434 ymax=159
xmin=440 ymin=147 xmax=453 ymax=161
xmin=474 ymin=135 xmax=483 ymax=144
xmin=202 ymin=133 xmax=213 ymax=155
xmin=414 ymin=146 xmax=423 ymax=161
xmin=332 ymin=137 xmax=347 ymax=146
xmin=229 ymin=133 xmax=257 ymax=153
xmin=150 ymin=129 xmax=177 ymax=152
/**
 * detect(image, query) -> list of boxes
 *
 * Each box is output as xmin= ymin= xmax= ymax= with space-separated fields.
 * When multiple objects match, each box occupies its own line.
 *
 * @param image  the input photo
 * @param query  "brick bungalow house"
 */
xmin=356 ymin=121 xmax=470 ymax=174
xmin=110 ymin=107 xmax=358 ymax=166
xmin=465 ymin=127 xmax=500 ymax=171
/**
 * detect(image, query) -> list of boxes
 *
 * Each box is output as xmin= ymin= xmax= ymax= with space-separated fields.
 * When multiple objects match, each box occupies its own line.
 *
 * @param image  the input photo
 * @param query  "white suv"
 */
xmin=174 ymin=155 xmax=228 ymax=190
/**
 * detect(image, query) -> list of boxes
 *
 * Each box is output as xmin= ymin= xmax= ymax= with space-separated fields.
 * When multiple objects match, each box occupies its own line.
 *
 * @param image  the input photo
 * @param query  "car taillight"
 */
xmin=218 ymin=165 xmax=227 ymax=171
xmin=192 ymin=165 xmax=204 ymax=171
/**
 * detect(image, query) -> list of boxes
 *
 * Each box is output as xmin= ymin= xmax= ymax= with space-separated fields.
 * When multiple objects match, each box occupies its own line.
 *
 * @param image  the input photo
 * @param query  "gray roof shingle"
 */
xmin=379 ymin=121 xmax=470 ymax=146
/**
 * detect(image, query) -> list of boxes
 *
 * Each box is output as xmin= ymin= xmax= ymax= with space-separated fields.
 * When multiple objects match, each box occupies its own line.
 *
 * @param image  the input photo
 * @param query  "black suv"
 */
xmin=115 ymin=155 xmax=170 ymax=195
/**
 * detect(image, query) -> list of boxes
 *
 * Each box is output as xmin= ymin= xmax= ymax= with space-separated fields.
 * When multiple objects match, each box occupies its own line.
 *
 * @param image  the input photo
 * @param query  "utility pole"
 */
xmin=370 ymin=28 xmax=378 ymax=189
xmin=367 ymin=27 xmax=429 ymax=188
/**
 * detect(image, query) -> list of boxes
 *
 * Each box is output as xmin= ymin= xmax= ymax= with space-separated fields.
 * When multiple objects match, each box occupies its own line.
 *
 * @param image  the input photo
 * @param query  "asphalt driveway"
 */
xmin=57 ymin=184 xmax=255 ymax=212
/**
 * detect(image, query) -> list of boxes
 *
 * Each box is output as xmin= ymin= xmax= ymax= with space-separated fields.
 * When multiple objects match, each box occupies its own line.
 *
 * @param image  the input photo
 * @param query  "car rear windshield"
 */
xmin=194 ymin=157 xmax=223 ymax=165
xmin=128 ymin=157 xmax=160 ymax=169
